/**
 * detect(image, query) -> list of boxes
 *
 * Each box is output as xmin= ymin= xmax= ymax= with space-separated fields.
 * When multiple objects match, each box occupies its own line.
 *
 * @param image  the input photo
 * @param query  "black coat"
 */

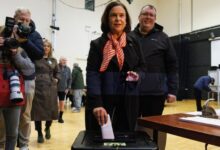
xmin=130 ymin=23 xmax=178 ymax=96
xmin=86 ymin=33 xmax=145 ymax=131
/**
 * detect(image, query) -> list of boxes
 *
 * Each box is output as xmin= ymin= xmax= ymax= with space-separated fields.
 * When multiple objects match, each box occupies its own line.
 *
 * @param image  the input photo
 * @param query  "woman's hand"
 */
xmin=126 ymin=71 xmax=139 ymax=81
xmin=93 ymin=107 xmax=108 ymax=126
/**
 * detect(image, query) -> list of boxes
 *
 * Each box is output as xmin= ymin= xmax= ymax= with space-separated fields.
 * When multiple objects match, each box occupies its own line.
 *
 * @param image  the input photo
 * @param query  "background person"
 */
xmin=86 ymin=1 xmax=144 ymax=132
xmin=193 ymin=75 xmax=215 ymax=111
xmin=57 ymin=57 xmax=72 ymax=123
xmin=130 ymin=4 xmax=178 ymax=150
xmin=71 ymin=63 xmax=85 ymax=113
xmin=31 ymin=39 xmax=60 ymax=143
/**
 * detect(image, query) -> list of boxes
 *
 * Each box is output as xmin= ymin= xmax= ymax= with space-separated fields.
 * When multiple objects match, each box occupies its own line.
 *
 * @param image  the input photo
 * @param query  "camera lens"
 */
xmin=4 ymin=38 xmax=20 ymax=49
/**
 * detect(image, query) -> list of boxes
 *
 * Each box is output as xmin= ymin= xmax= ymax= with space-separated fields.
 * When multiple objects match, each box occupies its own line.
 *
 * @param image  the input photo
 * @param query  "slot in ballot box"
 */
xmin=72 ymin=130 xmax=158 ymax=150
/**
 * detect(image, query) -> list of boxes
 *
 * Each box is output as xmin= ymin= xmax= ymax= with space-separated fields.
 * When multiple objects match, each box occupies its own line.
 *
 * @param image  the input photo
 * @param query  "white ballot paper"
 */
xmin=101 ymin=114 xmax=115 ymax=140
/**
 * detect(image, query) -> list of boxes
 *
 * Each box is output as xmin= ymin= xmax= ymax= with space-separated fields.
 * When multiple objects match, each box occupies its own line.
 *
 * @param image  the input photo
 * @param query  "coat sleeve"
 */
xmin=53 ymin=59 xmax=61 ymax=81
xmin=12 ymin=48 xmax=35 ymax=76
xmin=20 ymin=31 xmax=44 ymax=60
xmin=86 ymin=40 xmax=103 ymax=108
xmin=165 ymin=36 xmax=179 ymax=95
xmin=67 ymin=67 xmax=72 ymax=89
xmin=204 ymin=78 xmax=212 ymax=92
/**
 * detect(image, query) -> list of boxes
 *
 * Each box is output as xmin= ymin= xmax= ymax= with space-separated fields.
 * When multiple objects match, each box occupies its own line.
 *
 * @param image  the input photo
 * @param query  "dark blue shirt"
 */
xmin=194 ymin=76 xmax=212 ymax=91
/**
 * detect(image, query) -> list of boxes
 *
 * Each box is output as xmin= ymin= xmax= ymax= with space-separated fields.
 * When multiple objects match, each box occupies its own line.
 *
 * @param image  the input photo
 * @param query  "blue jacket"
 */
xmin=57 ymin=65 xmax=72 ymax=91
xmin=20 ymin=20 xmax=44 ymax=61
xmin=194 ymin=76 xmax=212 ymax=91
xmin=19 ymin=20 xmax=43 ymax=80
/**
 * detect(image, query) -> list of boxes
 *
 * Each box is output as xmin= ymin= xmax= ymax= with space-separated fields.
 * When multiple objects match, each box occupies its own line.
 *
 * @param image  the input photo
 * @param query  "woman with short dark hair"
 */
xmin=86 ymin=1 xmax=144 ymax=132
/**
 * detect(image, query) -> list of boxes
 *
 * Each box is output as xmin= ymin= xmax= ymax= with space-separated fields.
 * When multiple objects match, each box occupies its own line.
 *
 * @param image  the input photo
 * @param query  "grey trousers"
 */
xmin=0 ymin=106 xmax=21 ymax=150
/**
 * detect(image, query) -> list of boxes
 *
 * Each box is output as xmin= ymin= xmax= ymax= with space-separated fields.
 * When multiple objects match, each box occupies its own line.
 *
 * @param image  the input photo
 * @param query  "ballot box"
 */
xmin=72 ymin=130 xmax=158 ymax=150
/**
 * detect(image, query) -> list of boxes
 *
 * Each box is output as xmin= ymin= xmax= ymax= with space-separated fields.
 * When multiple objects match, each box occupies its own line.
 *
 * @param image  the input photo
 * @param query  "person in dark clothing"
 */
xmin=129 ymin=4 xmax=178 ymax=150
xmin=194 ymin=76 xmax=215 ymax=111
xmin=86 ymin=1 xmax=145 ymax=132
xmin=70 ymin=63 xmax=85 ymax=112
xmin=130 ymin=4 xmax=178 ymax=117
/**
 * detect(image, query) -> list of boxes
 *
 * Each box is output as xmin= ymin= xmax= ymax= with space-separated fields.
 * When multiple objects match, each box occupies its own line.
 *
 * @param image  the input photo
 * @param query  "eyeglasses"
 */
xmin=140 ymin=12 xmax=155 ymax=18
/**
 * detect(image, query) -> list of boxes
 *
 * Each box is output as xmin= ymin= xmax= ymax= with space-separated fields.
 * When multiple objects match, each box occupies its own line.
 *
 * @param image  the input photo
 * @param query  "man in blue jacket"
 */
xmin=194 ymin=75 xmax=215 ymax=111
xmin=15 ymin=8 xmax=44 ymax=150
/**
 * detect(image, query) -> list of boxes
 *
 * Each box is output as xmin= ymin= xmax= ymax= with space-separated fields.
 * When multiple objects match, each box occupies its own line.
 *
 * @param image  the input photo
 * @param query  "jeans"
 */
xmin=194 ymin=88 xmax=202 ymax=111
xmin=73 ymin=89 xmax=83 ymax=110
xmin=0 ymin=106 xmax=21 ymax=150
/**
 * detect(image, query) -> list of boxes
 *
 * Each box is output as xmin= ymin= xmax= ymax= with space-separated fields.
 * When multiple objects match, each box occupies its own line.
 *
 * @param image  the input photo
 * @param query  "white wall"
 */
xmin=192 ymin=0 xmax=220 ymax=31
xmin=157 ymin=0 xmax=220 ymax=36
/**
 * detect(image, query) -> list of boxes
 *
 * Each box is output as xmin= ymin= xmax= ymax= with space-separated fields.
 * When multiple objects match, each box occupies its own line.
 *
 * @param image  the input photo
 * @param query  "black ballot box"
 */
xmin=72 ymin=130 xmax=158 ymax=150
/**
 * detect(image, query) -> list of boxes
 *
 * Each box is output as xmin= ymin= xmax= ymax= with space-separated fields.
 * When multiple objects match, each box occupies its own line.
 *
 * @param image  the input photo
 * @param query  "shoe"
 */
xmin=71 ymin=107 xmax=80 ymax=113
xmin=37 ymin=134 xmax=44 ymax=143
xmin=45 ymin=128 xmax=51 ymax=139
xmin=58 ymin=118 xmax=64 ymax=123
xmin=19 ymin=146 xmax=29 ymax=150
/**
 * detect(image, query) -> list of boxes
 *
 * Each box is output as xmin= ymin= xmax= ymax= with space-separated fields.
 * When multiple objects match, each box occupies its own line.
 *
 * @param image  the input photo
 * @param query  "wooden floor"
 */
xmin=20 ymin=100 xmax=220 ymax=150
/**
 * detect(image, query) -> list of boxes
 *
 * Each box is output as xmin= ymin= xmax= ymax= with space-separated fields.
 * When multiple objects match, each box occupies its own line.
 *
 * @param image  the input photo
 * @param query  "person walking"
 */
xmin=71 ymin=63 xmax=85 ymax=113
xmin=57 ymin=57 xmax=72 ymax=123
xmin=31 ymin=39 xmax=60 ymax=143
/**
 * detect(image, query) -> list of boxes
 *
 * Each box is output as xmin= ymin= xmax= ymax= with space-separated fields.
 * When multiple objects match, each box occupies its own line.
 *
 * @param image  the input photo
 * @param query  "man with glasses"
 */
xmin=130 ymin=5 xmax=178 ymax=150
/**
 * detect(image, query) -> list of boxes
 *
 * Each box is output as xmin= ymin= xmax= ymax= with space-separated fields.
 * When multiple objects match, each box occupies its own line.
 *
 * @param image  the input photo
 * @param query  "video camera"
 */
xmin=4 ymin=16 xmax=31 ymax=38
xmin=2 ymin=17 xmax=31 ymax=50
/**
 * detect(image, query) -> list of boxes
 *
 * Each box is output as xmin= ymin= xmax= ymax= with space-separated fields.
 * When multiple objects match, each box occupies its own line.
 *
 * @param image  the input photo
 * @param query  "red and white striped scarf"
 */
xmin=99 ymin=32 xmax=126 ymax=72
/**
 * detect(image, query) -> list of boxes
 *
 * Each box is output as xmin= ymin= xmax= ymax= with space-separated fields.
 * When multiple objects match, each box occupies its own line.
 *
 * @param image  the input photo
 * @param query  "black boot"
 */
xmin=58 ymin=111 xmax=64 ymax=123
xmin=45 ymin=121 xmax=52 ymax=139
xmin=37 ymin=131 xmax=44 ymax=143
xmin=45 ymin=128 xmax=51 ymax=139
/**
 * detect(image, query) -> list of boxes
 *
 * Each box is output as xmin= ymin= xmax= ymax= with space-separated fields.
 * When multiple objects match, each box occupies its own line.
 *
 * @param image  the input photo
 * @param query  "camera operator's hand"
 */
xmin=12 ymin=26 xmax=27 ymax=43
xmin=9 ymin=48 xmax=18 ymax=56
xmin=0 ymin=36 xmax=5 ymax=46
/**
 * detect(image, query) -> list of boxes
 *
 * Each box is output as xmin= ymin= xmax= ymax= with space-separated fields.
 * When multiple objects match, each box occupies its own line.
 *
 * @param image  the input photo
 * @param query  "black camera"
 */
xmin=3 ymin=38 xmax=20 ymax=49
xmin=4 ymin=17 xmax=31 ymax=38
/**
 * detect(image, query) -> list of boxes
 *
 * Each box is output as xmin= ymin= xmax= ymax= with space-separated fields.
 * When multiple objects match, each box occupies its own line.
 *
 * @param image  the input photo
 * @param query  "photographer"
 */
xmin=0 ymin=8 xmax=44 ymax=150
xmin=0 ymin=25 xmax=35 ymax=150
xmin=14 ymin=8 xmax=44 ymax=150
